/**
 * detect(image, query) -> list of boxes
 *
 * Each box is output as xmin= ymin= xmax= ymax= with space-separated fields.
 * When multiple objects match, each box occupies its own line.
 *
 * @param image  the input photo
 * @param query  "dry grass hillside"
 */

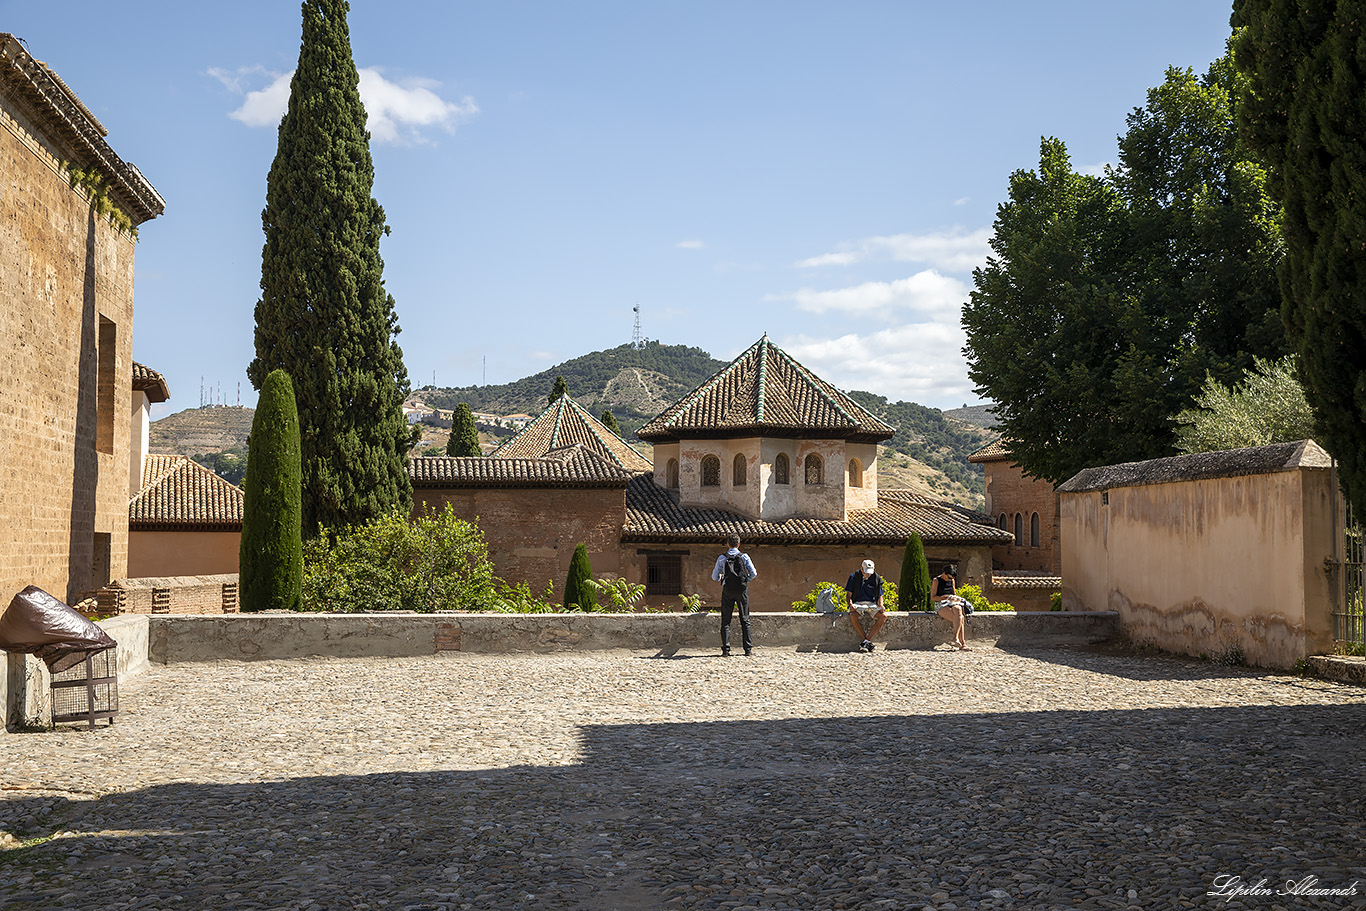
xmin=148 ymin=406 xmax=254 ymax=456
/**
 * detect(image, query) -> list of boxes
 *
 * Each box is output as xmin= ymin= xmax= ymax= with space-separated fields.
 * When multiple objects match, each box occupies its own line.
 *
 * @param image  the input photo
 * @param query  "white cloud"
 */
xmin=768 ymin=270 xmax=968 ymax=320
xmin=797 ymin=227 xmax=991 ymax=273
xmin=779 ymin=323 xmax=978 ymax=407
xmin=210 ymin=65 xmax=478 ymax=143
xmin=1079 ymin=161 xmax=1112 ymax=177
xmin=953 ymin=196 xmax=970 ymax=206
xmin=676 ymin=239 xmax=705 ymax=250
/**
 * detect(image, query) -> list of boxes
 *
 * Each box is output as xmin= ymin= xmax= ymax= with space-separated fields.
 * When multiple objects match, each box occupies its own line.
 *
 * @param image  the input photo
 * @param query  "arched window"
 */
xmin=1030 ymin=512 xmax=1041 ymax=547
xmin=733 ymin=454 xmax=747 ymax=486
xmin=1014 ymin=513 xmax=1024 ymax=546
xmin=701 ymin=455 xmax=721 ymax=487
xmin=666 ymin=459 xmax=679 ymax=490
xmin=848 ymin=458 xmax=863 ymax=488
xmin=774 ymin=453 xmax=790 ymax=485
xmin=804 ymin=454 xmax=823 ymax=485
xmin=998 ymin=513 xmax=1007 ymax=530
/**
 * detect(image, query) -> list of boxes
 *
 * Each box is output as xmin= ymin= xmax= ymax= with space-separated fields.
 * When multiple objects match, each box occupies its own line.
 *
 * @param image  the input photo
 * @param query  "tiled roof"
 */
xmin=1057 ymin=439 xmax=1332 ymax=494
xmin=991 ymin=574 xmax=1062 ymax=590
xmin=130 ymin=455 xmax=243 ymax=530
xmin=636 ymin=335 xmax=896 ymax=443
xmin=410 ymin=445 xmax=634 ymax=488
xmin=967 ymin=438 xmax=1011 ymax=463
xmin=131 ymin=362 xmax=170 ymax=403
xmin=623 ymin=476 xmax=1012 ymax=545
xmin=493 ymin=395 xmax=653 ymax=471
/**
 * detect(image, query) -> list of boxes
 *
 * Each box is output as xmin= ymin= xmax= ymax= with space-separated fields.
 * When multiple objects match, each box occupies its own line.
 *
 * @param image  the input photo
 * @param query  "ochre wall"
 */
xmin=0 ymin=90 xmax=137 ymax=605
xmin=413 ymin=487 xmax=628 ymax=598
xmin=982 ymin=459 xmax=1059 ymax=573
xmin=1060 ymin=468 xmax=1337 ymax=667
xmin=128 ymin=530 xmax=242 ymax=578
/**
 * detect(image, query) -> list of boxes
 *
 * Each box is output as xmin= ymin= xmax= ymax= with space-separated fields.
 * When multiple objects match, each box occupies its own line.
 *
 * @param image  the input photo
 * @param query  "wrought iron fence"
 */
xmin=1333 ymin=499 xmax=1365 ymax=655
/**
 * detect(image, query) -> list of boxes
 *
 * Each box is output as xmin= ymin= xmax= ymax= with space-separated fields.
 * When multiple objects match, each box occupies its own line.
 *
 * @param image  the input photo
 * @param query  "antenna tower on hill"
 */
xmin=632 ymin=304 xmax=643 ymax=349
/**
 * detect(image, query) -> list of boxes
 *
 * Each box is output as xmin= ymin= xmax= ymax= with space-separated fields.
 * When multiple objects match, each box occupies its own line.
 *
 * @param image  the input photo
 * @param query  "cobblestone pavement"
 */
xmin=2 ymin=645 xmax=1365 ymax=911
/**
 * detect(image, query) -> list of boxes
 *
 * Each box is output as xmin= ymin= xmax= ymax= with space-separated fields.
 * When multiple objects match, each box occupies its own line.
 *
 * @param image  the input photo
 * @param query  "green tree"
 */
xmin=548 ymin=376 xmax=569 ymax=405
xmin=239 ymin=370 xmax=303 ymax=612
xmin=563 ymin=543 xmax=596 ymax=611
xmin=247 ymin=0 xmax=411 ymax=537
xmin=447 ymin=403 xmax=482 ymax=456
xmin=898 ymin=532 xmax=931 ymax=612
xmin=600 ymin=409 xmax=621 ymax=435
xmin=1174 ymin=356 xmax=1314 ymax=454
xmin=1233 ymin=1 xmax=1366 ymax=516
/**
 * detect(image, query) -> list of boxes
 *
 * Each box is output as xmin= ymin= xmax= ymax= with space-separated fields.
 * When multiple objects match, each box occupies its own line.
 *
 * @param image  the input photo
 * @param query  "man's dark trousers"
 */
xmin=721 ymin=587 xmax=752 ymax=655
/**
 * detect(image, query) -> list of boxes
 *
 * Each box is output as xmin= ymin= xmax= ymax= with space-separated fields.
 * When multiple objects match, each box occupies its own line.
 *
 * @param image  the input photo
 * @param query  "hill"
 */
xmin=149 ymin=405 xmax=254 ymax=456
xmin=941 ymin=404 xmax=998 ymax=430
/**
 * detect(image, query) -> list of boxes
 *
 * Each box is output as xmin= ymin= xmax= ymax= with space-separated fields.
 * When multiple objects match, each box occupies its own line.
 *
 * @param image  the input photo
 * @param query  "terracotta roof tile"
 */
xmin=637 ymin=336 xmax=896 ymax=443
xmin=967 ymin=438 xmax=1011 ymax=463
xmin=410 ymin=446 xmax=634 ymax=488
xmin=131 ymin=361 xmax=170 ymax=403
xmin=493 ymin=395 xmax=653 ymax=471
xmin=130 ymin=456 xmax=243 ymax=530
xmin=623 ymin=476 xmax=1011 ymax=545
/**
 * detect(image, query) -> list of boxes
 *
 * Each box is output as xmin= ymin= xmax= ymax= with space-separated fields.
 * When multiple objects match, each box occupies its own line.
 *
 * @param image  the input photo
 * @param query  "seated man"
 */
xmin=844 ymin=559 xmax=886 ymax=652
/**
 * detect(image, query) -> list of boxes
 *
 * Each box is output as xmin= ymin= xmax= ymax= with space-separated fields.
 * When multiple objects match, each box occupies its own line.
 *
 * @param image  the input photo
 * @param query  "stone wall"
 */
xmin=100 ymin=574 xmax=240 ymax=615
xmin=982 ymin=459 xmax=1059 ymax=573
xmin=0 ymin=81 xmax=137 ymax=607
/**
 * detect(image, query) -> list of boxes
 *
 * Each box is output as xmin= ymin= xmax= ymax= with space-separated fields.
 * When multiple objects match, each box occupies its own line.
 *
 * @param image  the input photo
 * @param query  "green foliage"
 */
xmin=193 ymin=447 xmax=248 ymax=486
xmin=548 ymin=376 xmax=569 ymax=405
xmin=301 ymin=504 xmax=495 ymax=612
xmin=486 ymin=579 xmax=558 ymax=613
xmin=677 ymin=592 xmax=705 ymax=612
xmin=64 ymin=163 xmax=137 ymax=238
xmin=584 ymin=577 xmax=646 ymax=612
xmin=958 ymin=584 xmax=1014 ymax=612
xmin=240 ymin=370 xmax=302 ymax=612
xmin=600 ymin=409 xmax=621 ymax=435
xmin=563 ymin=543 xmax=596 ymax=611
xmin=898 ymin=533 xmax=932 ymax=612
xmin=1233 ymin=2 xmax=1366 ymax=518
xmin=447 ymin=403 xmax=482 ymax=456
xmin=963 ymin=52 xmax=1287 ymax=485
xmin=1174 ymin=356 xmax=1314 ymax=453
xmin=1050 ymin=592 xmax=1063 ymax=611
xmin=248 ymin=0 xmax=411 ymax=537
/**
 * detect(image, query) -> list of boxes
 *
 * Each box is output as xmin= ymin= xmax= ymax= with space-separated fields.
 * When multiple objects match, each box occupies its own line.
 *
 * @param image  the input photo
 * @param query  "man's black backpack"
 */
xmin=722 ymin=553 xmax=749 ymax=593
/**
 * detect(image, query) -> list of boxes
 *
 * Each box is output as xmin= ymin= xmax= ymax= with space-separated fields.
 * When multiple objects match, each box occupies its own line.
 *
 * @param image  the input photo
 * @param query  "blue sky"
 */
xmin=6 ymin=1 xmax=1237 ymax=416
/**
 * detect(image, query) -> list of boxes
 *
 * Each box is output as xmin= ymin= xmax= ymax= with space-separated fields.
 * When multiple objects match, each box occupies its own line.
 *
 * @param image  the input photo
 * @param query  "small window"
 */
xmin=774 ymin=453 xmax=790 ymax=485
xmin=1030 ymin=512 xmax=1041 ymax=547
xmin=804 ymin=454 xmax=823 ymax=485
xmin=646 ymin=553 xmax=682 ymax=595
xmin=701 ymin=455 xmax=721 ymax=487
xmin=998 ymin=513 xmax=1007 ymax=530
xmin=848 ymin=458 xmax=863 ymax=488
xmin=733 ymin=454 xmax=747 ymax=486
xmin=666 ymin=459 xmax=679 ymax=489
xmin=96 ymin=316 xmax=117 ymax=454
xmin=1014 ymin=513 xmax=1024 ymax=547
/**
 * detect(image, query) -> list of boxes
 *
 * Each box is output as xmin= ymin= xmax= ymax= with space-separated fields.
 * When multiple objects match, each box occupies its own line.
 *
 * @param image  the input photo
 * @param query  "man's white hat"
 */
xmin=861 ymin=559 xmax=875 ymax=573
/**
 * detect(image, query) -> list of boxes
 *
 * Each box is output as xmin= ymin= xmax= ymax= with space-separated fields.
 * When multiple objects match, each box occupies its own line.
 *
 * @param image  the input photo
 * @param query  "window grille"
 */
xmin=701 ymin=455 xmax=721 ymax=487
xmin=646 ymin=553 xmax=683 ymax=595
xmin=774 ymin=453 xmax=790 ymax=485
xmin=805 ymin=454 xmax=823 ymax=485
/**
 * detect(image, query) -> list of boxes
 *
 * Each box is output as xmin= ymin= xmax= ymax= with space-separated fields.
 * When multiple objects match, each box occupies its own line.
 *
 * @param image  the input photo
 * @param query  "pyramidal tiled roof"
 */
xmin=409 ymin=445 xmax=635 ymax=488
xmin=636 ymin=336 xmax=896 ymax=443
xmin=130 ymin=455 xmax=243 ymax=530
xmin=623 ymin=477 xmax=1011 ymax=545
xmin=493 ymin=395 xmax=653 ymax=471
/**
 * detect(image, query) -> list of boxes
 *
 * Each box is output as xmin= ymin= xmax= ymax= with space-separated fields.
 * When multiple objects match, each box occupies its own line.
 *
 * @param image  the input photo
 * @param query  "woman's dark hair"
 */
xmin=941 ymin=565 xmax=957 ymax=577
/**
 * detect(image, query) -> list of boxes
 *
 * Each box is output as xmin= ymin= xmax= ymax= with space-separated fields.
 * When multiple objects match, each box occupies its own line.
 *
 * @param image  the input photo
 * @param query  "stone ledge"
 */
xmin=145 ymin=610 xmax=1121 ymax=664
xmin=1305 ymin=655 xmax=1366 ymax=686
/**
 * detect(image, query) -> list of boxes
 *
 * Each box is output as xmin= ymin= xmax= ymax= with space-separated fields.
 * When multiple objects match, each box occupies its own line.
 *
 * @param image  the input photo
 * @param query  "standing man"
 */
xmin=711 ymin=534 xmax=757 ymax=656
xmin=845 ymin=559 xmax=886 ymax=652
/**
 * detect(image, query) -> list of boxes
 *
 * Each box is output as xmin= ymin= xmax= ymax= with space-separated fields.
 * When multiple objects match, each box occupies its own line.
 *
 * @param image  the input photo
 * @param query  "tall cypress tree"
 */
xmin=898 ymin=532 xmax=931 ymax=612
xmin=600 ymin=409 xmax=621 ymax=435
xmin=447 ymin=403 xmax=482 ymax=456
xmin=1233 ymin=1 xmax=1366 ymax=517
xmin=564 ymin=543 xmax=596 ymax=611
xmin=248 ymin=0 xmax=411 ymax=536
xmin=240 ymin=370 xmax=303 ymax=612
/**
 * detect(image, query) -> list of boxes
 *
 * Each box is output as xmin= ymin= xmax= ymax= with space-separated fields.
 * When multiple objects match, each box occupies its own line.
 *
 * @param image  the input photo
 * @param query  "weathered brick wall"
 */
xmin=0 ymin=90 xmax=136 ymax=607
xmin=101 ymin=574 xmax=240 ymax=615
xmin=413 ymin=488 xmax=628 ymax=598
xmin=982 ymin=460 xmax=1060 ymax=573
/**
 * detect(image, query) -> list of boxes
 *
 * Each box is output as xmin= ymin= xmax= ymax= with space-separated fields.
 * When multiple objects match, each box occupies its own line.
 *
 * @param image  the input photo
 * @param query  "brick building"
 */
xmin=967 ymin=438 xmax=1061 ymax=574
xmin=0 ymin=36 xmax=164 ymax=606
xmin=415 ymin=339 xmax=1011 ymax=609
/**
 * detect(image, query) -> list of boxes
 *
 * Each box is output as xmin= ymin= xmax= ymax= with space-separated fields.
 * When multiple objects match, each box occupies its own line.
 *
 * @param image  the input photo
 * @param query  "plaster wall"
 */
xmin=794 ymin=439 xmax=846 ymax=519
xmin=130 ymin=391 xmax=150 ymax=496
xmin=651 ymin=442 xmax=680 ymax=491
xmin=1060 ymin=467 xmax=1337 ymax=667
xmin=678 ymin=439 xmax=734 ymax=510
xmin=726 ymin=439 xmax=762 ymax=517
xmin=128 ymin=530 xmax=241 ymax=578
xmin=759 ymin=439 xmax=797 ymax=518
xmin=845 ymin=442 xmax=878 ymax=511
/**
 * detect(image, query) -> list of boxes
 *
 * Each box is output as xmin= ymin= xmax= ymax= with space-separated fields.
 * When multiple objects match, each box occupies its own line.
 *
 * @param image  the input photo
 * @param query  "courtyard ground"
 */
xmin=1 ymin=645 xmax=1364 ymax=910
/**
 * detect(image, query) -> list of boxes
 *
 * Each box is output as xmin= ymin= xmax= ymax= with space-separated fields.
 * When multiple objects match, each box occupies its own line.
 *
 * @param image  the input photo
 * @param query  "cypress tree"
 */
xmin=447 ymin=403 xmax=482 ymax=456
xmin=247 ymin=0 xmax=411 ymax=537
xmin=548 ymin=376 xmax=569 ymax=405
xmin=240 ymin=369 xmax=303 ymax=612
xmin=564 ymin=543 xmax=596 ymax=611
xmin=600 ymin=409 xmax=621 ymax=435
xmin=898 ymin=532 xmax=931 ymax=612
xmin=1234 ymin=1 xmax=1366 ymax=517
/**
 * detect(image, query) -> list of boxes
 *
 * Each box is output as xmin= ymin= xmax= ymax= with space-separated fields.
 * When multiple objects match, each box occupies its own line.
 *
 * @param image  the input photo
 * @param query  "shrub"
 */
xmin=958 ymin=583 xmax=1015 ymax=612
xmin=563 ymin=543 xmax=596 ymax=611
xmin=585 ymin=577 xmax=646 ymax=612
xmin=898 ymin=533 xmax=932 ymax=612
xmin=677 ymin=592 xmax=705 ymax=612
xmin=302 ymin=504 xmax=496 ymax=612
xmin=1050 ymin=592 xmax=1063 ymax=611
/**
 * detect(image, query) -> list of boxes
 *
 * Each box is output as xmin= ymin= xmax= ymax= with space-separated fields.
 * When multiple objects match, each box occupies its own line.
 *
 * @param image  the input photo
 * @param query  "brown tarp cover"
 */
xmin=0 ymin=585 xmax=117 ymax=674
